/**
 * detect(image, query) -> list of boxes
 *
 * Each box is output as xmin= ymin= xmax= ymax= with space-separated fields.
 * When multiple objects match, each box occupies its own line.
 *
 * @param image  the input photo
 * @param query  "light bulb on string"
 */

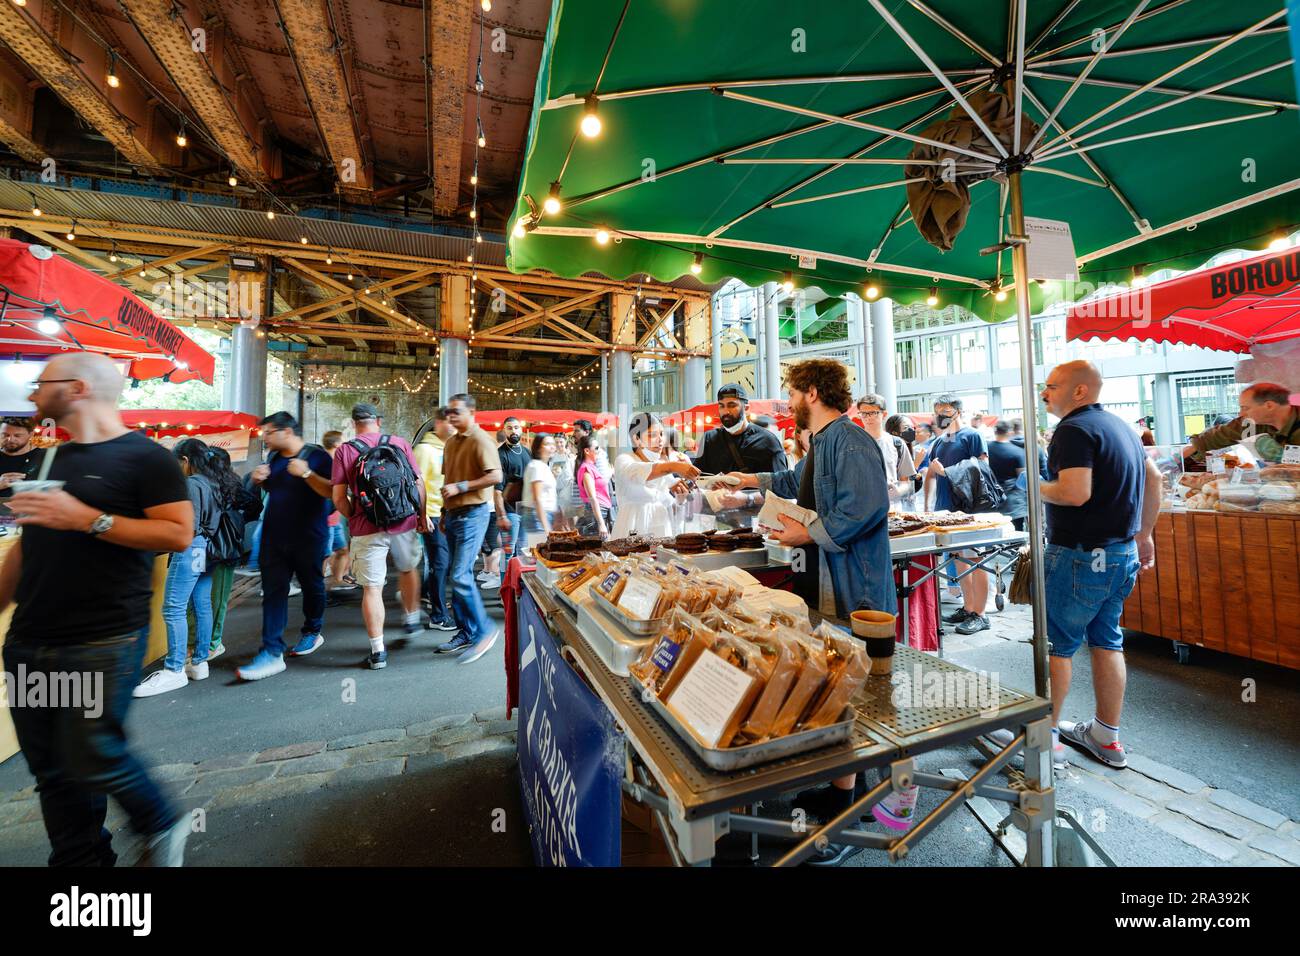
xmin=1268 ymin=233 xmax=1290 ymax=251
xmin=781 ymin=271 xmax=794 ymax=293
xmin=29 ymin=193 xmax=40 ymax=217
xmin=595 ymin=226 xmax=610 ymax=246
xmin=477 ymin=118 xmax=486 ymax=149
xmin=266 ymin=209 xmax=275 ymax=220
xmin=228 ymin=171 xmax=238 ymax=187
xmin=1131 ymin=265 xmax=1146 ymax=289
xmin=106 ymin=51 xmax=120 ymax=88
xmin=512 ymin=220 xmax=526 ymax=239
xmin=66 ymin=220 xmax=77 ymax=242
xmin=864 ymin=283 xmax=880 ymax=300
xmin=580 ymin=95 xmax=602 ymax=138
xmin=543 ymin=182 xmax=562 ymax=216
xmin=926 ymin=286 xmax=939 ymax=307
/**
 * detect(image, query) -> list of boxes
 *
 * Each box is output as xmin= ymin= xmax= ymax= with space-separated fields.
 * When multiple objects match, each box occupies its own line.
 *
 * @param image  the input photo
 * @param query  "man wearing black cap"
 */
xmin=693 ymin=383 xmax=787 ymax=513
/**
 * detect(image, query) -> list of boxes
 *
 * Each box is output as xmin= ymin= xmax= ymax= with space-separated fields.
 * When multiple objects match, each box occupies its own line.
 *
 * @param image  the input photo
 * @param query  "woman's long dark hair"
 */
xmin=173 ymin=438 xmax=225 ymax=493
xmin=573 ymin=434 xmax=595 ymax=482
xmin=207 ymin=446 xmax=243 ymax=503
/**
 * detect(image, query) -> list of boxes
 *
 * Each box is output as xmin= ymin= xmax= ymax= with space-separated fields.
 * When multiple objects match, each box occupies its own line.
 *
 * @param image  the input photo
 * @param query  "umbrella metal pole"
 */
xmin=1008 ymin=171 xmax=1050 ymax=700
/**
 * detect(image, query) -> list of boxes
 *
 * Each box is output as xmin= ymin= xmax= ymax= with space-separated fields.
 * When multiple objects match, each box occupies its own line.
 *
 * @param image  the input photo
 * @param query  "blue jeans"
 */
xmin=247 ymin=519 xmax=263 ymax=571
xmin=4 ymin=630 xmax=177 ymax=866
xmin=1044 ymin=541 xmax=1140 ymax=659
xmin=445 ymin=504 xmax=494 ymax=643
xmin=500 ymin=510 xmax=522 ymax=587
xmin=163 ymin=536 xmax=213 ymax=672
xmin=259 ymin=534 xmax=328 ymax=657
xmin=423 ymin=525 xmax=451 ymax=622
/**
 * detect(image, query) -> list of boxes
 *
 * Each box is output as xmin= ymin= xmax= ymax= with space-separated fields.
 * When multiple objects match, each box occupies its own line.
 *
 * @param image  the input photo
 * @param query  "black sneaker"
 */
xmin=955 ymin=613 xmax=990 ymax=635
xmin=362 ymin=650 xmax=388 ymax=670
xmin=436 ymin=634 xmax=473 ymax=654
xmin=425 ymin=618 xmax=458 ymax=632
xmin=403 ymin=617 xmax=423 ymax=637
xmin=942 ymin=607 xmax=974 ymax=625
xmin=803 ymin=828 xmax=867 ymax=867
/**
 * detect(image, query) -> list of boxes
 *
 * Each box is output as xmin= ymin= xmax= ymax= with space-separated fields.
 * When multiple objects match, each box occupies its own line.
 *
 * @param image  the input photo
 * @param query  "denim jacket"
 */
xmin=759 ymin=414 xmax=896 ymax=619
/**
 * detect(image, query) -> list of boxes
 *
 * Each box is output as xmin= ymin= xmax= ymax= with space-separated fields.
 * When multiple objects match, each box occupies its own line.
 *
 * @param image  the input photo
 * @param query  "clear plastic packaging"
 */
xmin=770 ymin=629 xmax=830 ymax=737
xmin=800 ymin=625 xmax=869 ymax=730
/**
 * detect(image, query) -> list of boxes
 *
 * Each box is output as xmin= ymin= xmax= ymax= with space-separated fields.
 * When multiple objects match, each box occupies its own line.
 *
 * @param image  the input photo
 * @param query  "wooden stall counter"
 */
xmin=0 ymin=533 xmax=170 ymax=763
xmin=1122 ymin=510 xmax=1300 ymax=670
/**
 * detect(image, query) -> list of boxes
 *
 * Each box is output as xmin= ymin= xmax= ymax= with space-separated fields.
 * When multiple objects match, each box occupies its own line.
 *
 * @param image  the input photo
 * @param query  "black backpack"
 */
xmin=207 ymin=500 xmax=246 ymax=566
xmin=347 ymin=435 xmax=422 ymax=529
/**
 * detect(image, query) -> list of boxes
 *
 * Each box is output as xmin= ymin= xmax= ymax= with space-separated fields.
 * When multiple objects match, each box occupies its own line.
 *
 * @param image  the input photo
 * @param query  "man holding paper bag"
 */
xmin=727 ymin=358 xmax=894 ymax=621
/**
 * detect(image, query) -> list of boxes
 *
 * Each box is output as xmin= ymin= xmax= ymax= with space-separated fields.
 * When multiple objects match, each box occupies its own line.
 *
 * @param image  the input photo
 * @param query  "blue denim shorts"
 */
xmin=1044 ymin=541 xmax=1140 ymax=659
xmin=327 ymin=523 xmax=347 ymax=554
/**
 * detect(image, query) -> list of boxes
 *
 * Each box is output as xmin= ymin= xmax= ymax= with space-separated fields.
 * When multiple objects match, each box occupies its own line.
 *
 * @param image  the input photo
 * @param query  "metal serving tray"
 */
xmin=889 ymin=531 xmax=936 ymax=554
xmin=933 ymin=526 xmax=1010 ymax=547
xmin=589 ymin=588 xmax=665 ymax=637
xmin=657 ymin=546 xmax=770 ymax=571
xmin=554 ymin=579 xmax=588 ymax=613
xmin=764 ymin=540 xmax=795 ymax=565
xmin=577 ymin=601 xmax=657 ymax=676
xmin=628 ymin=673 xmax=855 ymax=772
xmin=533 ymin=558 xmax=579 ymax=589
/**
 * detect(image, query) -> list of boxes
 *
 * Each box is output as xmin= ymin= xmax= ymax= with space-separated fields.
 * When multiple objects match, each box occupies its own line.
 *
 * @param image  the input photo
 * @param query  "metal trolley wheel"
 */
xmin=1172 ymin=641 xmax=1193 ymax=665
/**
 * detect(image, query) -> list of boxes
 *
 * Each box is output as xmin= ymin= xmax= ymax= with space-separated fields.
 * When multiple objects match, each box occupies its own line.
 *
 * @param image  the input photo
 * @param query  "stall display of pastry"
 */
xmin=1178 ymin=464 xmax=1300 ymax=513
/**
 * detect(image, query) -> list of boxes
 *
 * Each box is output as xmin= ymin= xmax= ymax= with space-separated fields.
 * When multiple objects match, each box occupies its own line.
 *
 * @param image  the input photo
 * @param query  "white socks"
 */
xmin=369 ymin=637 xmax=385 ymax=654
xmin=404 ymin=610 xmax=420 ymax=626
xmin=1090 ymin=717 xmax=1120 ymax=745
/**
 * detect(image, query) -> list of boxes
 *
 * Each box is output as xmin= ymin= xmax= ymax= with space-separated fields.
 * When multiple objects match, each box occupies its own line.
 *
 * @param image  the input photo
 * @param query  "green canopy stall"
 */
xmin=506 ymin=0 xmax=1300 ymax=723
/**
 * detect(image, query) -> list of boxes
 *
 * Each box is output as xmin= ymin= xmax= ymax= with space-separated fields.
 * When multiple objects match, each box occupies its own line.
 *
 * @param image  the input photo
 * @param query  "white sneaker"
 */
xmin=207 ymin=643 xmax=225 ymax=660
xmin=133 ymin=669 xmax=188 ymax=698
xmin=184 ymin=660 xmax=209 ymax=681
xmin=476 ymin=571 xmax=494 ymax=583
xmin=139 ymin=816 xmax=190 ymax=867
xmin=288 ymin=583 xmax=302 ymax=597
xmin=985 ymin=728 xmax=1067 ymax=770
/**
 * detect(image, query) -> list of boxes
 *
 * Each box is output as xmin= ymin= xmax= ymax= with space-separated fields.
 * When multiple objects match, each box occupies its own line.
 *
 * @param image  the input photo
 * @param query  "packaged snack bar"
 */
xmin=738 ymin=630 xmax=800 ymax=743
xmin=770 ymin=629 xmax=830 ymax=737
xmin=630 ymin=609 xmax=716 ymax=698
xmin=801 ymin=625 xmax=868 ymax=730
xmin=667 ymin=631 xmax=768 ymax=748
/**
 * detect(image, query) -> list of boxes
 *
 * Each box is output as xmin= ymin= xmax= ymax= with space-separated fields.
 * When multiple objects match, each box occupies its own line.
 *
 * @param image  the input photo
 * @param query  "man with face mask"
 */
xmin=693 ymin=384 xmax=787 ymax=514
xmin=490 ymin=417 xmax=531 ymax=589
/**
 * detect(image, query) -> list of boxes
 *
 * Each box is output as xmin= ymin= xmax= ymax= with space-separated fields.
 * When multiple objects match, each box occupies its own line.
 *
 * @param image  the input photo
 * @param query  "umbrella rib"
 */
xmin=558 ymin=79 xmax=982 ymax=211
xmin=721 ymin=89 xmax=1000 ymax=162
xmin=1037 ymin=60 xmax=1296 ymax=155
xmin=1026 ymin=0 xmax=1084 ymax=57
xmin=1025 ymin=167 xmax=1107 ymax=188
xmin=1027 ymin=0 xmax=1195 ymax=64
xmin=1022 ymin=0 xmax=1151 ymax=155
xmin=539 ymin=71 xmax=992 ymax=110
xmin=717 ymin=157 xmax=982 ymax=166
xmin=705 ymin=80 xmax=991 ymax=240
xmin=1019 ymin=85 xmax=1149 ymax=232
xmin=769 ymin=178 xmax=933 ymax=210
xmin=1036 ymin=110 xmax=1280 ymax=164
xmin=555 ymin=0 xmax=633 ymax=183
xmin=1012 ymin=0 xmax=1027 ymax=151
xmin=1023 ymin=69 xmax=1298 ymax=112
xmin=1040 ymin=9 xmax=1286 ymax=143
xmin=1031 ymin=26 xmax=1292 ymax=70
xmin=905 ymin=0 xmax=1001 ymax=65
xmin=871 ymin=201 xmax=912 ymax=264
xmin=866 ymin=0 xmax=1009 ymax=158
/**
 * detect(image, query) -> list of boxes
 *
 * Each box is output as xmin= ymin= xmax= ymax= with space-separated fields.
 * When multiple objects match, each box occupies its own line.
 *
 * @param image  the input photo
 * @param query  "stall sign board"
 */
xmin=517 ymin=590 xmax=622 ymax=866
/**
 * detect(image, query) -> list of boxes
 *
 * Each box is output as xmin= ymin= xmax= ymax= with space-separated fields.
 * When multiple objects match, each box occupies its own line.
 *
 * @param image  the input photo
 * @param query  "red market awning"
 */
xmin=663 ymin=399 xmax=793 ymax=437
xmin=120 ymin=409 xmax=260 ymax=437
xmin=1066 ymin=247 xmax=1300 ymax=354
xmin=476 ymin=408 xmax=617 ymax=431
xmin=0 ymin=240 xmax=215 ymax=383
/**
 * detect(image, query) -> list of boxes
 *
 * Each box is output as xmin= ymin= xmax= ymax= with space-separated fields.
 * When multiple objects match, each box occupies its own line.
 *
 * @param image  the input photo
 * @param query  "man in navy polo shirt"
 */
xmin=1038 ymin=360 xmax=1161 ymax=769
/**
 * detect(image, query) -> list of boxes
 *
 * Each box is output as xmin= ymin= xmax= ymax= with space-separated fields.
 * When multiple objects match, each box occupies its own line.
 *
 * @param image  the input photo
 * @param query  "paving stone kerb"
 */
xmin=1248 ymin=832 xmax=1300 ymax=866
xmin=1125 ymin=754 xmax=1208 ymax=795
xmin=1206 ymin=790 xmax=1288 ymax=831
xmin=256 ymin=740 xmax=326 ymax=763
xmin=1167 ymin=796 xmax=1256 ymax=841
xmin=1152 ymin=814 xmax=1241 ymax=863
xmin=327 ymin=728 xmax=406 ymax=750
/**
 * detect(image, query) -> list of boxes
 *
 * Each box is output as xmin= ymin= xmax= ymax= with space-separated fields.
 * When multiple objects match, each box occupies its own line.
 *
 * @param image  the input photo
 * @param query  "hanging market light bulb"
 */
xmin=228 ymin=171 xmax=238 ymax=187
xmin=580 ymin=94 xmax=602 ymax=138
xmin=325 ymin=249 xmax=333 ymax=265
xmin=926 ymin=286 xmax=939 ymax=307
xmin=691 ymin=253 xmax=704 ymax=275
xmin=543 ymin=182 xmax=563 ymax=216
xmin=266 ymin=209 xmax=275 ymax=220
xmin=29 ymin=193 xmax=40 ymax=217
xmin=1268 ymin=233 xmax=1290 ymax=251
xmin=864 ymin=283 xmax=880 ymax=300
xmin=512 ymin=219 xmax=526 ymax=239
xmin=595 ymin=226 xmax=610 ymax=245
xmin=106 ymin=51 xmax=120 ymax=88
xmin=108 ymin=242 xmax=118 ymax=263
xmin=37 ymin=308 xmax=61 ymax=335
xmin=66 ymin=220 xmax=77 ymax=242
xmin=300 ymin=235 xmax=308 ymax=245
xmin=175 ymin=119 xmax=187 ymax=148
xmin=477 ymin=118 xmax=486 ymax=148
xmin=481 ymin=0 xmax=491 ymax=10
xmin=469 ymin=205 xmax=477 ymax=220
xmin=782 ymin=271 xmax=794 ymax=293
xmin=994 ymin=284 xmax=1008 ymax=302
xmin=1131 ymin=265 xmax=1146 ymax=288
xmin=470 ymin=164 xmax=478 ymax=186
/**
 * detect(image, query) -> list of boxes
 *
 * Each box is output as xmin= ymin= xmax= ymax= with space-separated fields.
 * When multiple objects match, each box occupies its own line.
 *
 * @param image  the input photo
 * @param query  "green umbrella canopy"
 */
xmin=507 ymin=0 xmax=1300 ymax=321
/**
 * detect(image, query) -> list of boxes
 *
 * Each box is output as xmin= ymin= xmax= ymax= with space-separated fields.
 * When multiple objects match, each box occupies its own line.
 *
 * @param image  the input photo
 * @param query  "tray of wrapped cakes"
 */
xmin=628 ymin=606 xmax=864 ymax=771
xmin=1178 ymin=464 xmax=1300 ymax=514
xmin=658 ymin=528 xmax=770 ymax=570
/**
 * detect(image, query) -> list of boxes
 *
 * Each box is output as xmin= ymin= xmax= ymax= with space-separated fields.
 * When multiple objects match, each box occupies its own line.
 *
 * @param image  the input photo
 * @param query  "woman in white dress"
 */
xmin=610 ymin=412 xmax=700 ymax=538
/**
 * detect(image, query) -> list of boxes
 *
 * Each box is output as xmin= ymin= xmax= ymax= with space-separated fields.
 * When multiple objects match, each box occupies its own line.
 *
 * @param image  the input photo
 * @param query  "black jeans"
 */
xmin=422 ymin=525 xmax=451 ymax=621
xmin=4 ymin=629 xmax=177 ymax=866
xmin=259 ymin=534 xmax=327 ymax=656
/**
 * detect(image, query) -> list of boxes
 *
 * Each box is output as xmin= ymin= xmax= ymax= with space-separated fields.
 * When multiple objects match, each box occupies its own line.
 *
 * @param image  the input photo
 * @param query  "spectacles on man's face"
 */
xmin=446 ymin=406 xmax=467 ymax=417
xmin=860 ymin=409 xmax=884 ymax=418
xmin=28 ymin=378 xmax=77 ymax=390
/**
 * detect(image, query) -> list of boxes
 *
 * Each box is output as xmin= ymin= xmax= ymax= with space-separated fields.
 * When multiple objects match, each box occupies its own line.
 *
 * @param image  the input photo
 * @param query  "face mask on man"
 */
xmin=901 ymin=426 xmax=916 ymax=444
xmin=723 ymin=419 xmax=748 ymax=436
xmin=934 ymin=413 xmax=954 ymax=431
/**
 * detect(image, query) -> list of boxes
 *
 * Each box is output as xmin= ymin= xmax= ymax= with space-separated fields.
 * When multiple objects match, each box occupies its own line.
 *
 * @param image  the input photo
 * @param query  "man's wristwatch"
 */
xmin=302 ymin=469 xmax=314 ymax=480
xmin=88 ymin=513 xmax=114 ymax=536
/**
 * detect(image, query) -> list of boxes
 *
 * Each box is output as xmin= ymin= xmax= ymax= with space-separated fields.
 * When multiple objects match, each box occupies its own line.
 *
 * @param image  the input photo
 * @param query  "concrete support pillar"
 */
xmin=225 ymin=265 xmax=269 ymax=418
xmin=682 ymin=296 xmax=709 ymax=407
xmin=753 ymin=286 xmax=767 ymax=397
xmin=846 ymin=295 xmax=873 ymax=395
xmin=439 ymin=274 xmax=471 ymax=405
xmin=763 ymin=282 xmax=781 ymax=399
xmin=1154 ymin=372 xmax=1179 ymax=446
xmin=870 ymin=297 xmax=897 ymax=412
xmin=611 ymin=292 xmax=638 ymax=454
xmin=600 ymin=352 xmax=610 ymax=413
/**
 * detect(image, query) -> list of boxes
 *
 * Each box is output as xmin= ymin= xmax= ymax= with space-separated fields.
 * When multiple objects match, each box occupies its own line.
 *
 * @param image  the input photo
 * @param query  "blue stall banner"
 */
xmin=517 ymin=589 xmax=623 ymax=866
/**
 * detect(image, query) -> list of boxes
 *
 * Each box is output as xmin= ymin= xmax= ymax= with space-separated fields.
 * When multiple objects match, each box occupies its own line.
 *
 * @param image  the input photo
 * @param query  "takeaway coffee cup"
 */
xmin=8 ymin=480 xmax=66 ymax=495
xmin=851 ymin=609 xmax=898 ymax=676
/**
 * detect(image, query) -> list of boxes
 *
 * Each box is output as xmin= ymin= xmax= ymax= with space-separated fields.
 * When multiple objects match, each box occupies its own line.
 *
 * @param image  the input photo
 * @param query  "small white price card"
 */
xmin=666 ymin=651 xmax=756 ymax=748
xmin=617 ymin=576 xmax=663 ymax=620
xmin=1024 ymin=216 xmax=1078 ymax=281
xmin=1283 ymin=445 xmax=1300 ymax=464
